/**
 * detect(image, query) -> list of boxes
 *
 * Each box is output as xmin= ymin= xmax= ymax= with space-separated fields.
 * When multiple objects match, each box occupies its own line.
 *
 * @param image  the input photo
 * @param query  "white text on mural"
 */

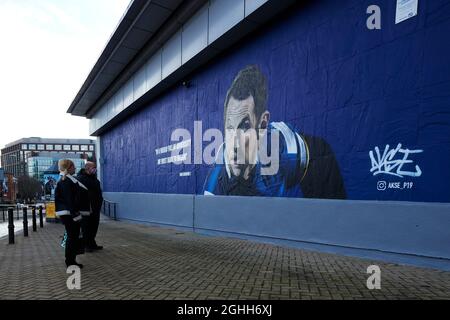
xmin=369 ymin=144 xmax=423 ymax=178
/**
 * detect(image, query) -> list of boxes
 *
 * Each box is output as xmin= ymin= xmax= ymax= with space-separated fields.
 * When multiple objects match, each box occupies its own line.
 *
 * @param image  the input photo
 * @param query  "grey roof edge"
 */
xmin=85 ymin=0 xmax=208 ymax=119
xmin=88 ymin=0 xmax=298 ymax=136
xmin=66 ymin=0 xmax=144 ymax=114
xmin=69 ymin=0 xmax=207 ymax=118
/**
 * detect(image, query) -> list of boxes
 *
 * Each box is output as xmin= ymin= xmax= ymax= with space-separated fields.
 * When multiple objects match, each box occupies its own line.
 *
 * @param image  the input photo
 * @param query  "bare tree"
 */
xmin=17 ymin=176 xmax=42 ymax=203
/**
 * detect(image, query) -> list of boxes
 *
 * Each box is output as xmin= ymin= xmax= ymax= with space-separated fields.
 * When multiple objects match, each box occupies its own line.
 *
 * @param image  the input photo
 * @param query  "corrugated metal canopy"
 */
xmin=67 ymin=0 xmax=184 ymax=117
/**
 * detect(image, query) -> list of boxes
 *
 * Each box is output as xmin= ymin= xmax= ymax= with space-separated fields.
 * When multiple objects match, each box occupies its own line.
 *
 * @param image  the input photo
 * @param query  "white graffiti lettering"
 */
xmin=369 ymin=144 xmax=423 ymax=178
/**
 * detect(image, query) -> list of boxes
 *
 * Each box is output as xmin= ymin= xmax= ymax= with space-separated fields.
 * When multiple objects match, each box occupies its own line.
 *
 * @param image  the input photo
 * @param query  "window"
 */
xmin=63 ymin=145 xmax=71 ymax=151
xmin=29 ymin=144 xmax=36 ymax=150
xmin=46 ymin=145 xmax=54 ymax=151
xmin=37 ymin=144 xmax=45 ymax=151
xmin=55 ymin=145 xmax=62 ymax=151
xmin=89 ymin=145 xmax=95 ymax=151
xmin=72 ymin=145 xmax=80 ymax=151
xmin=21 ymin=144 xmax=27 ymax=150
xmin=81 ymin=145 xmax=88 ymax=151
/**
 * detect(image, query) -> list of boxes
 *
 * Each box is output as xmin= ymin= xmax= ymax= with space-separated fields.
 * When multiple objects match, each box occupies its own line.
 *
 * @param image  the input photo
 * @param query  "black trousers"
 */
xmin=60 ymin=216 xmax=81 ymax=265
xmin=81 ymin=211 xmax=100 ymax=248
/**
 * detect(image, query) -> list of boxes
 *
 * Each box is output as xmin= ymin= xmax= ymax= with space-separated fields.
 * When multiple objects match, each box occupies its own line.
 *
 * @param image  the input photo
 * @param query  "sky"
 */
xmin=0 ymin=0 xmax=131 ymax=149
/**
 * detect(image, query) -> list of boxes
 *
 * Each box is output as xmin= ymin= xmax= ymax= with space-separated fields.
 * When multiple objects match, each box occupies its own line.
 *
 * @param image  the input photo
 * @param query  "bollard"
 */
xmin=8 ymin=208 xmax=14 ymax=245
xmin=23 ymin=207 xmax=29 ymax=237
xmin=32 ymin=206 xmax=37 ymax=232
xmin=39 ymin=206 xmax=44 ymax=228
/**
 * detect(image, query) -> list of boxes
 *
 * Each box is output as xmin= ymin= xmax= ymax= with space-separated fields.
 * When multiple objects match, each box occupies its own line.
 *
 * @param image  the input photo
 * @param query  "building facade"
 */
xmin=1 ymin=138 xmax=96 ymax=178
xmin=0 ymin=168 xmax=5 ymax=202
xmin=68 ymin=0 xmax=450 ymax=269
xmin=27 ymin=153 xmax=86 ymax=181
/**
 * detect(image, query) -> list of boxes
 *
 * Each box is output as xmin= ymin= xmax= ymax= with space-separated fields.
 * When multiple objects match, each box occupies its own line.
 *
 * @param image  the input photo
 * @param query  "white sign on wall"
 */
xmin=396 ymin=0 xmax=419 ymax=24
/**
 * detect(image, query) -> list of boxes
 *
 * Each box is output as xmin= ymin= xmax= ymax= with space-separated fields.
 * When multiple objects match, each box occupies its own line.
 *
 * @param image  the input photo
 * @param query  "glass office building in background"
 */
xmin=1 ymin=138 xmax=96 ymax=178
xmin=27 ymin=153 xmax=86 ymax=181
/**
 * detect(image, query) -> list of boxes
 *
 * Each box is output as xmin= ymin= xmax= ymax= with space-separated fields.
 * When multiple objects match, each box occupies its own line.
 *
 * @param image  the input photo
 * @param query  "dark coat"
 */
xmin=75 ymin=170 xmax=91 ymax=215
xmin=77 ymin=169 xmax=103 ymax=214
xmin=55 ymin=175 xmax=82 ymax=221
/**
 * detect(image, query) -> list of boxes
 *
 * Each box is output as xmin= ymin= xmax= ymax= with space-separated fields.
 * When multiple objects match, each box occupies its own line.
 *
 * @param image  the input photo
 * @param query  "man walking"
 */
xmin=77 ymin=162 xmax=104 ymax=252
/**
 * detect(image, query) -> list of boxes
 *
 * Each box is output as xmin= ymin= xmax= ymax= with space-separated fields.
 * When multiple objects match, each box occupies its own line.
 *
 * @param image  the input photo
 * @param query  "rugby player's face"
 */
xmin=224 ymin=96 xmax=258 ymax=178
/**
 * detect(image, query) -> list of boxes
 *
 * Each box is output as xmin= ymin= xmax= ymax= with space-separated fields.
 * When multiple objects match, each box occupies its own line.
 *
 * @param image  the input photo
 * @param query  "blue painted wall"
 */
xmin=101 ymin=0 xmax=450 ymax=203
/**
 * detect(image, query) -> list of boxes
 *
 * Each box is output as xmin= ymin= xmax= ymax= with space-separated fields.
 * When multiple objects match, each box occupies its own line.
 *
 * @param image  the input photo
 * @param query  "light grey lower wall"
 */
xmin=195 ymin=196 xmax=450 ymax=260
xmin=103 ymin=192 xmax=450 ymax=270
xmin=104 ymin=192 xmax=194 ymax=228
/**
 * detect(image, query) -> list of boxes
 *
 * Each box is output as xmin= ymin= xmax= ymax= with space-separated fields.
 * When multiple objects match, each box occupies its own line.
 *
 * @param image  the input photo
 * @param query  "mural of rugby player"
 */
xmin=203 ymin=65 xmax=346 ymax=199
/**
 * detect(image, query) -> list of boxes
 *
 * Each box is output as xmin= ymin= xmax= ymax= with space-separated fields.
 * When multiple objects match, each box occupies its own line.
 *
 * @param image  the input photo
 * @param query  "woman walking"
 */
xmin=55 ymin=159 xmax=87 ymax=268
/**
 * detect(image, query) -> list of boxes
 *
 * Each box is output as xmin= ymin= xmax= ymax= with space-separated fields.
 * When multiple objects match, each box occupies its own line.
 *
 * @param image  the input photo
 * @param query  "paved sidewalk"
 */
xmin=0 ymin=219 xmax=449 ymax=300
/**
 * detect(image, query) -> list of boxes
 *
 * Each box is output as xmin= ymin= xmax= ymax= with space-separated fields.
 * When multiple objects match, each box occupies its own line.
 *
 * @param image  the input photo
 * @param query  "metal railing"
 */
xmin=102 ymin=200 xmax=117 ymax=221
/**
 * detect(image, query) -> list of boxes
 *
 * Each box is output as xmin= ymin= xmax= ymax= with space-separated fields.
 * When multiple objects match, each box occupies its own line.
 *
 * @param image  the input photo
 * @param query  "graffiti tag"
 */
xmin=370 ymin=144 xmax=423 ymax=178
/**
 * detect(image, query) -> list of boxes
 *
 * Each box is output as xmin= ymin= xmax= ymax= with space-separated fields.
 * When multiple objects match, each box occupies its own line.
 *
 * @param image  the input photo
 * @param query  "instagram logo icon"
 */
xmin=377 ymin=181 xmax=387 ymax=191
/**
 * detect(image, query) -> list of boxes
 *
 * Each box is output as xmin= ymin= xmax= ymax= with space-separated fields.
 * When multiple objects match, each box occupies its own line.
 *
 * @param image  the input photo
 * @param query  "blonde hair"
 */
xmin=58 ymin=159 xmax=75 ymax=180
